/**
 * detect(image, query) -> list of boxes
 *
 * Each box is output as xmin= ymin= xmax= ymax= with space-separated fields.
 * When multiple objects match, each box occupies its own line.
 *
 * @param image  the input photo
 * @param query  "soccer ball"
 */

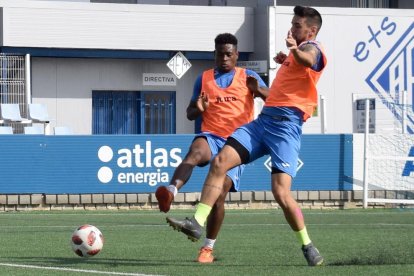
xmin=71 ymin=224 xmax=104 ymax=257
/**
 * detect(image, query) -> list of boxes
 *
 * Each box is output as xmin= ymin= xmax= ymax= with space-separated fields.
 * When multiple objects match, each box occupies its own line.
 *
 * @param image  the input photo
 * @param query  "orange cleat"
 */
xmin=197 ymin=246 xmax=214 ymax=263
xmin=155 ymin=186 xmax=174 ymax=213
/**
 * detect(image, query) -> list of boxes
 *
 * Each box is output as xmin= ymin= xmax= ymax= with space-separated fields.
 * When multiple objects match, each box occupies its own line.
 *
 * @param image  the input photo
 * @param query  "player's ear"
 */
xmin=310 ymin=26 xmax=317 ymax=36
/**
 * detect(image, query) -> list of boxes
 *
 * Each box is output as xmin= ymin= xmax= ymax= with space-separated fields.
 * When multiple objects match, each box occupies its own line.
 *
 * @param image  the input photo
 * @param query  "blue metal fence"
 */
xmin=141 ymin=91 xmax=175 ymax=134
xmin=92 ymin=91 xmax=175 ymax=135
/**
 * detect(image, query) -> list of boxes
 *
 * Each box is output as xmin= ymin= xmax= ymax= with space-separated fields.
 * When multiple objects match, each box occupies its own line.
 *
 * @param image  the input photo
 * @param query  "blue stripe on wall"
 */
xmin=0 ymin=134 xmax=352 ymax=193
xmin=0 ymin=47 xmax=250 ymax=61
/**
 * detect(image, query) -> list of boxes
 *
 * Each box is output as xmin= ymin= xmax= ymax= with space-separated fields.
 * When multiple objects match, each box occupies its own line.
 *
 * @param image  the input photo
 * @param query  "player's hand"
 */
xmin=273 ymin=51 xmax=287 ymax=64
xmin=285 ymin=30 xmax=298 ymax=50
xmin=196 ymin=92 xmax=209 ymax=112
xmin=246 ymin=75 xmax=260 ymax=96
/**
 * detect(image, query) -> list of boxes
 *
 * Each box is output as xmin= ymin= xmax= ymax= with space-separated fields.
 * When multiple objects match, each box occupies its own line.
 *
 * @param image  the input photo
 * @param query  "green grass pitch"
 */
xmin=0 ymin=208 xmax=413 ymax=275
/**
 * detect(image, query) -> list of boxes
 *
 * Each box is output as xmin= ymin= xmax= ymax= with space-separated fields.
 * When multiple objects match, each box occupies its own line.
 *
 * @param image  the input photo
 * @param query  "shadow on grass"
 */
xmin=329 ymin=252 xmax=414 ymax=266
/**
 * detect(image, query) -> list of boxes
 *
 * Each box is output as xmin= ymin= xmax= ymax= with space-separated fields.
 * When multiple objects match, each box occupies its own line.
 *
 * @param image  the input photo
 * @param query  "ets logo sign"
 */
xmin=363 ymin=21 xmax=414 ymax=133
xmin=355 ymin=20 xmax=414 ymax=176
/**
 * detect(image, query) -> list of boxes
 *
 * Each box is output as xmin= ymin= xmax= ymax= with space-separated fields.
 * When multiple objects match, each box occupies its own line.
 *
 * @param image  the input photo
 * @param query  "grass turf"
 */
xmin=0 ymin=208 xmax=413 ymax=275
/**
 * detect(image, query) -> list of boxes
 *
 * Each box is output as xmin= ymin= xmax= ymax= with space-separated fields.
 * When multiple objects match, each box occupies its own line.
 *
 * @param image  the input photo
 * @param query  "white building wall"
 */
xmin=270 ymin=6 xmax=414 ymax=134
xmin=31 ymin=57 xmax=213 ymax=134
xmin=2 ymin=1 xmax=413 ymax=135
xmin=0 ymin=0 xmax=254 ymax=52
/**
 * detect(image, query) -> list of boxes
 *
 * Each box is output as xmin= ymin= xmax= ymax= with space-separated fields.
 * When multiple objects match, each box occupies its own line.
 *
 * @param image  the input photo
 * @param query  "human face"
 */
xmin=290 ymin=15 xmax=315 ymax=45
xmin=214 ymin=44 xmax=238 ymax=73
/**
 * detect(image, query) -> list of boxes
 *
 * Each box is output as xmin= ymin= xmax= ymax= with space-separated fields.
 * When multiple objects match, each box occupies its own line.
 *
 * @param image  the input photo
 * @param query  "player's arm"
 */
xmin=186 ymin=97 xmax=207 ymax=121
xmin=186 ymin=75 xmax=209 ymax=121
xmin=286 ymin=31 xmax=318 ymax=68
xmin=274 ymin=51 xmax=287 ymax=64
xmin=246 ymin=71 xmax=269 ymax=100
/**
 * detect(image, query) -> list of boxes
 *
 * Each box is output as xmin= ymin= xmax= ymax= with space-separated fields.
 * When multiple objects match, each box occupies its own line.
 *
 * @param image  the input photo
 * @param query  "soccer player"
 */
xmin=155 ymin=33 xmax=268 ymax=263
xmin=166 ymin=6 xmax=327 ymax=266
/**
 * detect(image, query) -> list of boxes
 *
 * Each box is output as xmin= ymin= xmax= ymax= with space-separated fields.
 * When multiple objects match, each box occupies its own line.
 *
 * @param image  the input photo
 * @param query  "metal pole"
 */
xmin=402 ymin=90 xmax=407 ymax=134
xmin=363 ymin=98 xmax=370 ymax=208
xmin=25 ymin=54 xmax=31 ymax=105
xmin=320 ymin=95 xmax=327 ymax=133
xmin=268 ymin=5 xmax=277 ymax=85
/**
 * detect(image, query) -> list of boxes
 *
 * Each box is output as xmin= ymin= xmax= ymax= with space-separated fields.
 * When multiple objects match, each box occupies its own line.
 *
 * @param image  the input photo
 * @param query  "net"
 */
xmin=360 ymin=97 xmax=414 ymax=206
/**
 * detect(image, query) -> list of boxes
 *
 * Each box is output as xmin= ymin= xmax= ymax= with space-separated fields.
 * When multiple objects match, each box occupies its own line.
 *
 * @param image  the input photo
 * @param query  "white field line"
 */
xmin=0 ymin=223 xmax=412 ymax=229
xmin=0 ymin=263 xmax=163 ymax=276
xmin=218 ymin=223 xmax=414 ymax=227
xmin=0 ymin=210 xmax=413 ymax=216
xmin=0 ymin=212 xmax=274 ymax=216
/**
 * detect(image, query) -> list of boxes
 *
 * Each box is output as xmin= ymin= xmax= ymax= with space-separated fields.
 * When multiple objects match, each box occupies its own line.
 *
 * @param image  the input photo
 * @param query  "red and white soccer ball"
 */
xmin=71 ymin=224 xmax=104 ymax=257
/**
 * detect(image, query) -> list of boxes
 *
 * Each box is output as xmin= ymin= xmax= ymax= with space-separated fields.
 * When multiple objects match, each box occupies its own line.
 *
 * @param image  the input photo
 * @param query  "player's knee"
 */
xmin=184 ymin=149 xmax=207 ymax=165
xmin=213 ymin=196 xmax=226 ymax=210
xmin=215 ymin=190 xmax=228 ymax=206
xmin=272 ymin=187 xmax=290 ymax=207
xmin=210 ymin=155 xmax=229 ymax=175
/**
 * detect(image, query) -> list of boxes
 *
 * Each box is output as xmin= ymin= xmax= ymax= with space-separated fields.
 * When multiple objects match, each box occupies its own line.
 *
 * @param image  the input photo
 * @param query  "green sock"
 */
xmin=194 ymin=203 xmax=212 ymax=226
xmin=295 ymin=227 xmax=312 ymax=246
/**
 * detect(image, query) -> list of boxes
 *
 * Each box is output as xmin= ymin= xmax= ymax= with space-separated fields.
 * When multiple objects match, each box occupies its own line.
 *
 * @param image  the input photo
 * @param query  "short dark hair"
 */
xmin=294 ymin=6 xmax=322 ymax=32
xmin=214 ymin=33 xmax=238 ymax=48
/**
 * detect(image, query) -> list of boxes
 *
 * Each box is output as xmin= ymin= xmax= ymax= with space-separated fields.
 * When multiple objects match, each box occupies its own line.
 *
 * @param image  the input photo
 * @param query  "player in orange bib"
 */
xmin=166 ymin=6 xmax=327 ymax=266
xmin=156 ymin=33 xmax=268 ymax=263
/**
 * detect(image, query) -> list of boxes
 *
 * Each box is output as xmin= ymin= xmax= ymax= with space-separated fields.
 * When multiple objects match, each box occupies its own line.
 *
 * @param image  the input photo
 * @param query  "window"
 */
xmin=141 ymin=91 xmax=176 ymax=134
xmin=0 ymin=54 xmax=27 ymax=133
xmin=92 ymin=91 xmax=175 ymax=134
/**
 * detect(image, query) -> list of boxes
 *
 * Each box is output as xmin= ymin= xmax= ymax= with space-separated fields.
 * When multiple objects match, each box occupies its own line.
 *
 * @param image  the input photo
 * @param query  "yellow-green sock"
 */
xmin=295 ymin=227 xmax=312 ymax=246
xmin=194 ymin=203 xmax=212 ymax=226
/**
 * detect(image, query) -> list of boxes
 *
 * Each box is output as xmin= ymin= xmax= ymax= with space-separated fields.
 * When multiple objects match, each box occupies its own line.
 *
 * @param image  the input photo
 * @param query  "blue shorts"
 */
xmin=229 ymin=113 xmax=302 ymax=177
xmin=195 ymin=132 xmax=245 ymax=191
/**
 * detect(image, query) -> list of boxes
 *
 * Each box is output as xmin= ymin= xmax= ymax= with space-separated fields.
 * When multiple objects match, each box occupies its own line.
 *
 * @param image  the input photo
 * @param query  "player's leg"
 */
xmin=260 ymin=112 xmax=323 ymax=266
xmin=198 ymin=175 xmax=233 ymax=263
xmin=166 ymin=144 xmax=242 ymax=241
xmin=167 ymin=119 xmax=266 ymax=241
xmin=199 ymin=145 xmax=241 ymax=206
xmin=156 ymin=137 xmax=211 ymax=212
xmin=271 ymin=171 xmax=304 ymax=230
xmin=169 ymin=136 xmax=211 ymax=190
xmin=271 ymin=171 xmax=323 ymax=266
xmin=205 ymin=175 xmax=232 ymax=240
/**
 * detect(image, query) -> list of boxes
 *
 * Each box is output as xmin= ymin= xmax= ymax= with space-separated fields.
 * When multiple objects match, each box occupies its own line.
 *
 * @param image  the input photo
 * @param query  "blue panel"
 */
xmin=239 ymin=135 xmax=354 ymax=191
xmin=0 ymin=134 xmax=353 ymax=194
xmin=293 ymin=135 xmax=353 ymax=190
xmin=0 ymin=136 xmax=46 ymax=192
